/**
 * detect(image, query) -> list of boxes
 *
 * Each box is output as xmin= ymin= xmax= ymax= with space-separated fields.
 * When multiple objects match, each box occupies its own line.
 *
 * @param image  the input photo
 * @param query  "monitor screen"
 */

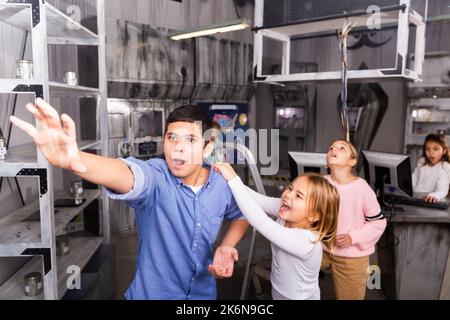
xmin=288 ymin=151 xmax=328 ymax=180
xmin=133 ymin=110 xmax=163 ymax=138
xmin=276 ymin=107 xmax=305 ymax=129
xmin=362 ymin=150 xmax=413 ymax=197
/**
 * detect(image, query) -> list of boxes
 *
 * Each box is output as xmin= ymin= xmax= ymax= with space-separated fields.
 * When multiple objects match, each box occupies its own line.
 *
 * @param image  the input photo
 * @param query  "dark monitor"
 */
xmin=133 ymin=110 xmax=164 ymax=138
xmin=288 ymin=151 xmax=328 ymax=180
xmin=362 ymin=150 xmax=413 ymax=198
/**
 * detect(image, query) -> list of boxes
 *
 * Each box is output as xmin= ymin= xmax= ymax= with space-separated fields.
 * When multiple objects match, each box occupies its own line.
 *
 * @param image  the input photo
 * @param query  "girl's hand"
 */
xmin=424 ymin=195 xmax=438 ymax=203
xmin=212 ymin=163 xmax=238 ymax=182
xmin=336 ymin=234 xmax=353 ymax=248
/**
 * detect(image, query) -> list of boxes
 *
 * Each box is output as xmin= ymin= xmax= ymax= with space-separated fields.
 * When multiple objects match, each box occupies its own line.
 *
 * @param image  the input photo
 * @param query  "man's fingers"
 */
xmin=26 ymin=103 xmax=46 ymax=122
xmin=9 ymin=116 xmax=38 ymax=138
xmin=61 ymin=113 xmax=76 ymax=139
xmin=35 ymin=98 xmax=62 ymax=128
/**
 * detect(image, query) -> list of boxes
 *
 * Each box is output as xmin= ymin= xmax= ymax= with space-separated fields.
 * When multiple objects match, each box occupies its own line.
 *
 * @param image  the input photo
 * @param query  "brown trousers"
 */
xmin=321 ymin=251 xmax=369 ymax=300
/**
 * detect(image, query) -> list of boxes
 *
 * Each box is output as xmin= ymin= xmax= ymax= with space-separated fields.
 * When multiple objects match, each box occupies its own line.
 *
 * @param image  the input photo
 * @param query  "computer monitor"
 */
xmin=362 ymin=150 xmax=413 ymax=198
xmin=288 ymin=151 xmax=328 ymax=180
xmin=132 ymin=109 xmax=164 ymax=139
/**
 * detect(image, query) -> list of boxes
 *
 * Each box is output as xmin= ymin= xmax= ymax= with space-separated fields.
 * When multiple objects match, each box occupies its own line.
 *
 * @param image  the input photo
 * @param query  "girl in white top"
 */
xmin=412 ymin=133 xmax=450 ymax=202
xmin=211 ymin=163 xmax=339 ymax=300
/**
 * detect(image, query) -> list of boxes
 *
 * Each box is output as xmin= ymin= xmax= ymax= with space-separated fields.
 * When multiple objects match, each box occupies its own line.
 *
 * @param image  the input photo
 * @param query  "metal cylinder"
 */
xmin=56 ymin=236 xmax=70 ymax=256
xmin=63 ymin=71 xmax=78 ymax=86
xmin=0 ymin=136 xmax=7 ymax=160
xmin=24 ymin=272 xmax=43 ymax=297
xmin=16 ymin=60 xmax=33 ymax=79
xmin=70 ymin=180 xmax=84 ymax=205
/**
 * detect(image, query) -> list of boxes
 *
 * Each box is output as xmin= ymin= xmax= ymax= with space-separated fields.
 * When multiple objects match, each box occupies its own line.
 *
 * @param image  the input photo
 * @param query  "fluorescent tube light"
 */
xmin=169 ymin=18 xmax=251 ymax=40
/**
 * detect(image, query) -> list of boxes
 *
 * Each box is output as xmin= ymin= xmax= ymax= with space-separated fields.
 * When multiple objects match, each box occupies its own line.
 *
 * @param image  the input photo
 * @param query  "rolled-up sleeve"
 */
xmin=104 ymin=157 xmax=156 ymax=208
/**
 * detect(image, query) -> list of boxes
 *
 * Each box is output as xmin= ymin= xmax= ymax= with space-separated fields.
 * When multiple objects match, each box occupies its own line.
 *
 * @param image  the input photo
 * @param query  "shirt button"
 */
xmin=194 ymin=243 xmax=197 ymax=247
xmin=195 ymin=197 xmax=198 ymax=201
xmin=188 ymin=295 xmax=191 ymax=298
xmin=192 ymin=277 xmax=195 ymax=281
xmin=197 ymin=223 xmax=201 ymax=227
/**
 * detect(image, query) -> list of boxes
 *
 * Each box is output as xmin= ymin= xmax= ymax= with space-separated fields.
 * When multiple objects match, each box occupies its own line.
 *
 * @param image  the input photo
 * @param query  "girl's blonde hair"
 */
xmin=301 ymin=173 xmax=339 ymax=251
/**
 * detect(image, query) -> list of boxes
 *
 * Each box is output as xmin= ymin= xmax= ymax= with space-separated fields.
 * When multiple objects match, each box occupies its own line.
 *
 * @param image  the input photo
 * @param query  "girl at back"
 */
xmin=323 ymin=139 xmax=387 ymax=300
xmin=412 ymin=133 xmax=450 ymax=203
xmin=210 ymin=163 xmax=339 ymax=300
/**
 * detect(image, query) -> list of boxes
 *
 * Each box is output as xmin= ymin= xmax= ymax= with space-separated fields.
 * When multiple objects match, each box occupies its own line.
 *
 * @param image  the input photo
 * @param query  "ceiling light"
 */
xmin=169 ymin=18 xmax=251 ymax=41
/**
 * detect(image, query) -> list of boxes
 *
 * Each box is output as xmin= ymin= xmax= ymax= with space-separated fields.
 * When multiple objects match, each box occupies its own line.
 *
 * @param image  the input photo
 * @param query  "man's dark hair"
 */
xmin=165 ymin=105 xmax=212 ymax=138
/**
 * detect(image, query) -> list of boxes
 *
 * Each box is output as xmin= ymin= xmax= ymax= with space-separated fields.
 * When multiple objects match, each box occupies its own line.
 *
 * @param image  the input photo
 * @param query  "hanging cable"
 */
xmin=233 ymin=0 xmax=242 ymax=19
xmin=338 ymin=20 xmax=355 ymax=142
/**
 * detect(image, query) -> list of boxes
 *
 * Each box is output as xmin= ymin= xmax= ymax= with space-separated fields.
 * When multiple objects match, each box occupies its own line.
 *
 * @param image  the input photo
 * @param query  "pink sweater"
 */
xmin=325 ymin=175 xmax=387 ymax=258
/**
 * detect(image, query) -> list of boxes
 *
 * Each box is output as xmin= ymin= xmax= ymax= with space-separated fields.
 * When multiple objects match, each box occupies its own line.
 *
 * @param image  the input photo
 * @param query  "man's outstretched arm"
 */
xmin=10 ymin=98 xmax=134 ymax=194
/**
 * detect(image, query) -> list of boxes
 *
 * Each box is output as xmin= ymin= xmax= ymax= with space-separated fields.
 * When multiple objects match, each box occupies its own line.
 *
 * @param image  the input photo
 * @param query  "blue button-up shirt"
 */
xmin=105 ymin=157 xmax=244 ymax=300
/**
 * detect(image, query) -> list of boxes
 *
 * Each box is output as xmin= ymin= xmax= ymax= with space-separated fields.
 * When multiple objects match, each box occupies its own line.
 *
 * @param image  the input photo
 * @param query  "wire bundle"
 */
xmin=338 ymin=21 xmax=355 ymax=142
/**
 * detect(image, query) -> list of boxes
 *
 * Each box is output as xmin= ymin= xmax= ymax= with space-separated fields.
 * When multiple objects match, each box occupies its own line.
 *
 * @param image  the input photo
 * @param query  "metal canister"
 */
xmin=24 ymin=272 xmax=43 ymax=297
xmin=70 ymin=180 xmax=84 ymax=205
xmin=16 ymin=60 xmax=33 ymax=79
xmin=0 ymin=136 xmax=6 ymax=160
xmin=63 ymin=71 xmax=78 ymax=86
xmin=56 ymin=236 xmax=70 ymax=256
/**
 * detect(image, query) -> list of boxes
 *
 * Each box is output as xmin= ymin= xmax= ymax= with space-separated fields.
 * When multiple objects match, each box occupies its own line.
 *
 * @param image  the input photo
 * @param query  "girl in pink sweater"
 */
xmin=322 ymin=139 xmax=387 ymax=300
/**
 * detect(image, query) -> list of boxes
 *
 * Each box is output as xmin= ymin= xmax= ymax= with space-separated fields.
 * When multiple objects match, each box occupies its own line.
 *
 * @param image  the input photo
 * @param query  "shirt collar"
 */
xmin=172 ymin=162 xmax=214 ymax=189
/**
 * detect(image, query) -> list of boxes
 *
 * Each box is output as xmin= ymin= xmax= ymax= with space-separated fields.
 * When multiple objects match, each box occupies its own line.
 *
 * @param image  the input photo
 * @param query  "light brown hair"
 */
xmin=301 ymin=173 xmax=339 ymax=251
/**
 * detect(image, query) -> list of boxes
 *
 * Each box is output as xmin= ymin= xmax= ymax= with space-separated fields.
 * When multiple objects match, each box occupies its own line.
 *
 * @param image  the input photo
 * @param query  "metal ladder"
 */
xmin=223 ymin=142 xmax=269 ymax=300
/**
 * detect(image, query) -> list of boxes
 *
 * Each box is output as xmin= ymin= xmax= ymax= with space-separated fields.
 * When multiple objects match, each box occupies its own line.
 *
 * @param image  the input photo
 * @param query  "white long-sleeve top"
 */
xmin=412 ymin=158 xmax=450 ymax=200
xmin=228 ymin=177 xmax=322 ymax=300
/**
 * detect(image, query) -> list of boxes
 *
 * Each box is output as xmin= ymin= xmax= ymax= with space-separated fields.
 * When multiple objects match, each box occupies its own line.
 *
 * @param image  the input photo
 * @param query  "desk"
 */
xmin=378 ymin=205 xmax=450 ymax=299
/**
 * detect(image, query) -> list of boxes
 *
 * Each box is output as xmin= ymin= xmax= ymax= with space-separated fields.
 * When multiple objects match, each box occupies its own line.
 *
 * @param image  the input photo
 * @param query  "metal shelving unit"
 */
xmin=0 ymin=0 xmax=109 ymax=300
xmin=252 ymin=0 xmax=427 ymax=83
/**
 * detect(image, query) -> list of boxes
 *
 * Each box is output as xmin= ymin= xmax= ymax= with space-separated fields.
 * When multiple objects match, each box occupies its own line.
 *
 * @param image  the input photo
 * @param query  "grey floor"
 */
xmin=111 ymin=228 xmax=386 ymax=300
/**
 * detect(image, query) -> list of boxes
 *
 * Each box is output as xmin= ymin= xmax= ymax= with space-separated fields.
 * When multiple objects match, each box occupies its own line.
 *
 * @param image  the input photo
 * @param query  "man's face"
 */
xmin=164 ymin=121 xmax=211 ymax=178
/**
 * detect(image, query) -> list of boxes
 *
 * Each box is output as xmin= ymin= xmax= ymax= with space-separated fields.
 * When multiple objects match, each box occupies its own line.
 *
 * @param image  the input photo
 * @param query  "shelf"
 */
xmin=49 ymin=82 xmax=99 ymax=98
xmin=0 ymin=79 xmax=42 ymax=94
xmin=0 ymin=3 xmax=98 ymax=46
xmin=78 ymin=140 xmax=101 ymax=151
xmin=0 ymin=80 xmax=99 ymax=97
xmin=0 ymin=144 xmax=40 ymax=176
xmin=0 ymin=189 xmax=102 ymax=244
xmin=412 ymin=121 xmax=450 ymax=124
xmin=0 ymin=141 xmax=101 ymax=172
xmin=0 ymin=236 xmax=103 ymax=300
xmin=406 ymin=134 xmax=450 ymax=146
xmin=258 ymin=10 xmax=399 ymax=38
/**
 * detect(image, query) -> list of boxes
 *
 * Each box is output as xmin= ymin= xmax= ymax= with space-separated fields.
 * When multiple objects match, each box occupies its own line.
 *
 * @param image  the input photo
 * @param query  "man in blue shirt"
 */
xmin=10 ymin=99 xmax=249 ymax=299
